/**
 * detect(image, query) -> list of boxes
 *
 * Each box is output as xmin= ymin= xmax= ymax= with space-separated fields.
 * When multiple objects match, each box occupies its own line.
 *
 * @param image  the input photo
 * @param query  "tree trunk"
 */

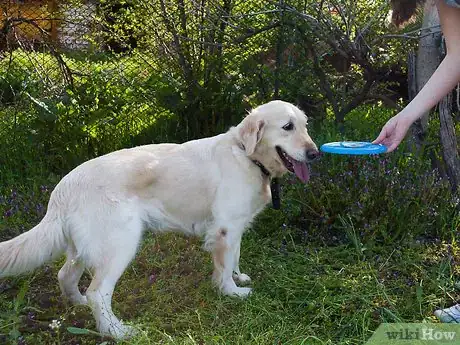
xmin=409 ymin=49 xmax=445 ymax=175
xmin=411 ymin=0 xmax=441 ymax=148
xmin=439 ymin=93 xmax=460 ymax=193
xmin=407 ymin=51 xmax=417 ymax=101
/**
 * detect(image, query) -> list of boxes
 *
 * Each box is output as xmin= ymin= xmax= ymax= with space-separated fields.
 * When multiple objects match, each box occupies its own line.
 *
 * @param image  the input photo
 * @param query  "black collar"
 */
xmin=240 ymin=141 xmax=281 ymax=210
xmin=251 ymin=159 xmax=270 ymax=177
xmin=250 ymin=159 xmax=281 ymax=210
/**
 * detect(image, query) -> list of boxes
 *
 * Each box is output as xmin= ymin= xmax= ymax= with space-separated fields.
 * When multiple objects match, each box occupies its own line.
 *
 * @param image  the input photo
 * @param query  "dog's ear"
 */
xmin=239 ymin=117 xmax=265 ymax=156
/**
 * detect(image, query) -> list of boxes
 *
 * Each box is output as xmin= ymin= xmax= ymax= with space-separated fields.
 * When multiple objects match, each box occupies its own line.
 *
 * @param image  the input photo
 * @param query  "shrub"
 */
xmin=255 ymin=104 xmax=459 ymax=248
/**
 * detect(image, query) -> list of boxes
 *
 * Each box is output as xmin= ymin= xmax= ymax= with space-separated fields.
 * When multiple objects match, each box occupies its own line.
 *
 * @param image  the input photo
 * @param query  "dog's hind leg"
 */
xmin=85 ymin=220 xmax=142 ymax=339
xmin=58 ymin=243 xmax=87 ymax=305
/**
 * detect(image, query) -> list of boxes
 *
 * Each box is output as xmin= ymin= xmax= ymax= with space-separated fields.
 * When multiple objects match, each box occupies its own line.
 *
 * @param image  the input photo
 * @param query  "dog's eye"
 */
xmin=282 ymin=122 xmax=294 ymax=131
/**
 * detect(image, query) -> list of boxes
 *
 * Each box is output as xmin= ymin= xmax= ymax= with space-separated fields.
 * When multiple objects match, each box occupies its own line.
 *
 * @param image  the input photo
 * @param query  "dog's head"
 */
xmin=237 ymin=100 xmax=319 ymax=182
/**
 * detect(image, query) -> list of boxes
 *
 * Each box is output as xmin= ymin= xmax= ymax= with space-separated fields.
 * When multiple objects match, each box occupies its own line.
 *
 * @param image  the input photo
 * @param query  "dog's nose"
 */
xmin=306 ymin=149 xmax=320 ymax=162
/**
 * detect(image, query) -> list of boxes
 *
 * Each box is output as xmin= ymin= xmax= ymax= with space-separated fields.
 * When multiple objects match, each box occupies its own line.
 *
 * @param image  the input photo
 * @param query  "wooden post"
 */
xmin=407 ymin=51 xmax=417 ymax=102
xmin=49 ymin=0 xmax=58 ymax=45
xmin=411 ymin=0 xmax=441 ymax=150
xmin=439 ymin=93 xmax=460 ymax=193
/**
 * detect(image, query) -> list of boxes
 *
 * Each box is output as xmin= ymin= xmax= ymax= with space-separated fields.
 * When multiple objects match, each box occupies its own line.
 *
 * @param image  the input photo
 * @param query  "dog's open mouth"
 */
xmin=276 ymin=146 xmax=310 ymax=183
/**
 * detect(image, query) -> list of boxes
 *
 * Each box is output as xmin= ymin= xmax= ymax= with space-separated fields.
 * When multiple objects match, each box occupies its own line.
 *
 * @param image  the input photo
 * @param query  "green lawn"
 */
xmin=0 ymin=104 xmax=458 ymax=344
xmin=1 ymin=228 xmax=458 ymax=345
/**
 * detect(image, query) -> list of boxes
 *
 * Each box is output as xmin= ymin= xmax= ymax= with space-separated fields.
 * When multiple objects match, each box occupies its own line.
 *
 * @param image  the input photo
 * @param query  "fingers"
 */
xmin=380 ymin=136 xmax=401 ymax=153
xmin=385 ymin=142 xmax=398 ymax=153
xmin=372 ymin=129 xmax=398 ymax=152
xmin=373 ymin=114 xmax=410 ymax=153
xmin=372 ymin=128 xmax=387 ymax=144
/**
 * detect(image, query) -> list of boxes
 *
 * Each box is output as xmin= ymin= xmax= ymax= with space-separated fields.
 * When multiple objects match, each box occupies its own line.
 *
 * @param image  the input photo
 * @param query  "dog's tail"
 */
xmin=0 ymin=214 xmax=66 ymax=278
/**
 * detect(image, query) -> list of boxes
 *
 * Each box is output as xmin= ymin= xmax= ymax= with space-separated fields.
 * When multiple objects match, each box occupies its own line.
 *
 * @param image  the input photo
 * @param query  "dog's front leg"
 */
xmin=208 ymin=227 xmax=252 ymax=298
xmin=232 ymin=239 xmax=251 ymax=285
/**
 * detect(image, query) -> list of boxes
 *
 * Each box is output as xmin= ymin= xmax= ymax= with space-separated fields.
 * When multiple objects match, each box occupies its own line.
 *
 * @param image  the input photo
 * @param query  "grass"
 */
xmin=0 ymin=73 xmax=459 ymax=344
xmin=0 ymin=102 xmax=459 ymax=344
xmin=0 ymin=225 xmax=459 ymax=344
xmin=1 ymin=33 xmax=460 ymax=344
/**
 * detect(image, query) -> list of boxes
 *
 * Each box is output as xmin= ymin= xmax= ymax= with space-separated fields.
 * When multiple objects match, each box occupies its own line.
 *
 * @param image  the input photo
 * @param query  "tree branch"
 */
xmin=304 ymin=40 xmax=340 ymax=117
xmin=4 ymin=17 xmax=74 ymax=88
xmin=234 ymin=21 xmax=281 ymax=43
xmin=158 ymin=0 xmax=194 ymax=84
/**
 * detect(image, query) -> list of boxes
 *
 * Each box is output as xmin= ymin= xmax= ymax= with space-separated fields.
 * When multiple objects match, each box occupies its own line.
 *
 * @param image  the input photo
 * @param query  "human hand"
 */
xmin=372 ymin=113 xmax=414 ymax=152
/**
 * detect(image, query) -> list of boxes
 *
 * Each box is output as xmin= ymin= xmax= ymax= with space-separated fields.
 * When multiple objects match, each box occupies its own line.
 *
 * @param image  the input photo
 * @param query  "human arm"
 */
xmin=373 ymin=1 xmax=460 ymax=152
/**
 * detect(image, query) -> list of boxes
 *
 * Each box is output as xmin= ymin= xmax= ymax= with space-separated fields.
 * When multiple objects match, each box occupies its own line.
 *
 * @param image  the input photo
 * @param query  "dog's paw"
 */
xmin=73 ymin=295 xmax=88 ymax=306
xmin=63 ymin=294 xmax=88 ymax=306
xmin=223 ymin=286 xmax=252 ymax=298
xmin=101 ymin=321 xmax=137 ymax=340
xmin=233 ymin=273 xmax=251 ymax=285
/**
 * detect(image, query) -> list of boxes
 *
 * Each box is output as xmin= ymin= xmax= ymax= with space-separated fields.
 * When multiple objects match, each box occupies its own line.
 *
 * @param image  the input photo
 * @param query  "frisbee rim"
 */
xmin=320 ymin=141 xmax=387 ymax=155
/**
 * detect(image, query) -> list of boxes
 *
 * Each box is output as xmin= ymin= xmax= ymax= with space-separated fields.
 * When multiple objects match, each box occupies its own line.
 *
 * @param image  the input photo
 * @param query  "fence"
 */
xmin=0 ymin=0 xmax=299 ymax=167
xmin=1 ymin=1 xmax=426 ymax=174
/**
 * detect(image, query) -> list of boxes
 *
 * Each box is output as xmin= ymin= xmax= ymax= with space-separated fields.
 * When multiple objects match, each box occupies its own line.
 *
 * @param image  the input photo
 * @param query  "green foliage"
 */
xmin=0 ymin=0 xmax=424 ymax=167
xmin=0 ymin=50 xmax=178 ymax=174
xmin=256 ymin=105 xmax=458 ymax=248
xmin=1 ymin=101 xmax=458 ymax=344
xmin=0 ymin=1 xmax=458 ymax=344
xmin=0 ymin=280 xmax=30 ymax=342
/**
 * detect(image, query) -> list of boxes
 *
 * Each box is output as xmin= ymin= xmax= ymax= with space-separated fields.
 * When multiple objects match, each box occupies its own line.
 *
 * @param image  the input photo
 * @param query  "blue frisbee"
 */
xmin=320 ymin=141 xmax=387 ymax=155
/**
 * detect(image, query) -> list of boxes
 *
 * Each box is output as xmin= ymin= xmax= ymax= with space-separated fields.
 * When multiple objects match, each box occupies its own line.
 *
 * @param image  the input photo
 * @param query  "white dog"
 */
xmin=0 ymin=100 xmax=318 ymax=338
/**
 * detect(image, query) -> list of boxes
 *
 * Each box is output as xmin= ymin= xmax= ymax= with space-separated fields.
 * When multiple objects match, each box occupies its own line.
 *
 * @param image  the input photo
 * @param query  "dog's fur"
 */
xmin=0 ymin=100 xmax=318 ymax=338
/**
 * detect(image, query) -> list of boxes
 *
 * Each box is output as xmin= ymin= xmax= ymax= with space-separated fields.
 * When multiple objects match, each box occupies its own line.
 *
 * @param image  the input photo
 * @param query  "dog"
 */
xmin=0 ymin=100 xmax=319 ymax=338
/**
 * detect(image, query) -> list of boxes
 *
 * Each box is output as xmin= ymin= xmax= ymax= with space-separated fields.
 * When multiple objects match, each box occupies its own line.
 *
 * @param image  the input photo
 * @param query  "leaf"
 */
xmin=25 ymin=92 xmax=53 ymax=115
xmin=66 ymin=327 xmax=90 ymax=335
xmin=9 ymin=327 xmax=21 ymax=340
xmin=14 ymin=280 xmax=29 ymax=312
xmin=416 ymin=282 xmax=423 ymax=303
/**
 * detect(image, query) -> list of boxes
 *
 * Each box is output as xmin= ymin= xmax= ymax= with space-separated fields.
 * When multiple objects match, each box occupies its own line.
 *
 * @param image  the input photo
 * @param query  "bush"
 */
xmin=255 ymin=104 xmax=459 ymax=249
xmin=0 ymin=50 xmax=178 ymax=176
xmin=1 ymin=51 xmax=457 ymax=250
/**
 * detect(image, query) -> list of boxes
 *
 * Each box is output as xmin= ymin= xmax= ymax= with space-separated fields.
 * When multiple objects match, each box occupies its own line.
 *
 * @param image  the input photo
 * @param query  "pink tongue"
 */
xmin=293 ymin=161 xmax=310 ymax=183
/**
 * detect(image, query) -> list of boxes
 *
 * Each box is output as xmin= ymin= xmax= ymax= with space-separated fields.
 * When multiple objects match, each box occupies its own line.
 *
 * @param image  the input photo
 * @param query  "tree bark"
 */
xmin=411 ymin=0 xmax=441 ymax=148
xmin=439 ymin=93 xmax=460 ymax=193
xmin=408 ymin=51 xmax=417 ymax=102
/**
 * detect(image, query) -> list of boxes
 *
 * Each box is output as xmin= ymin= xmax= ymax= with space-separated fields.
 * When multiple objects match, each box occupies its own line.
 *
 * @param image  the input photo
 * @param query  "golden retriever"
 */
xmin=0 ymin=100 xmax=318 ymax=338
